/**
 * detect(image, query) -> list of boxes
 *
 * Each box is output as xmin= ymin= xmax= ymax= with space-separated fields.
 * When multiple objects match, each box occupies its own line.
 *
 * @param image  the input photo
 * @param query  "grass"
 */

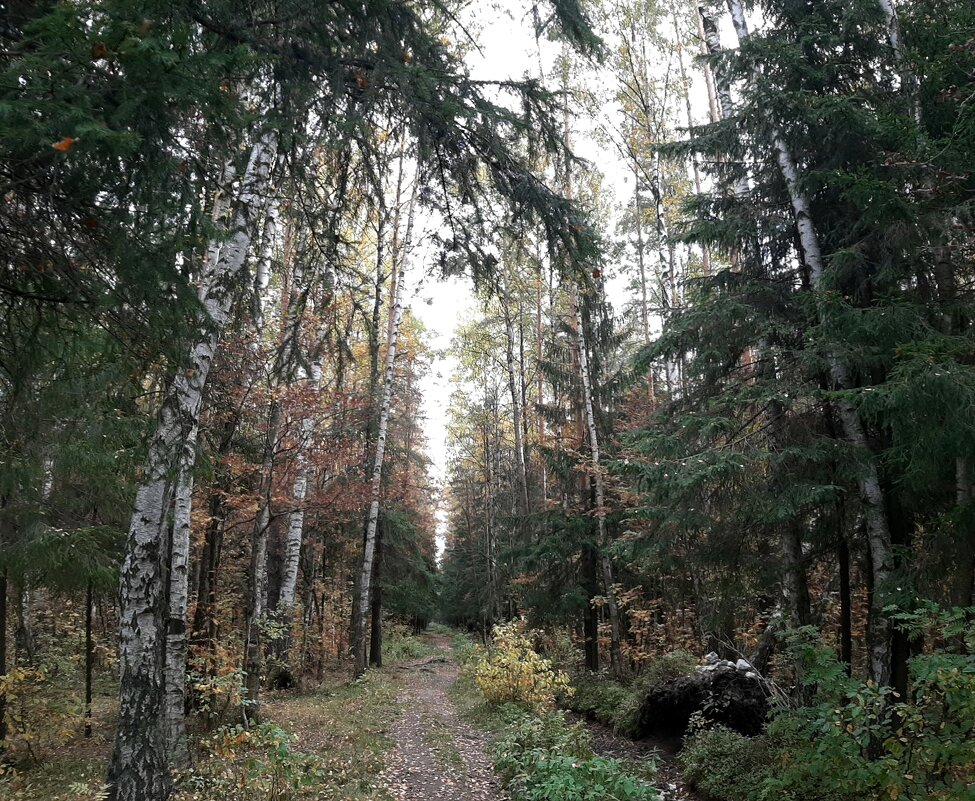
xmin=0 ymin=756 xmax=108 ymax=801
xmin=2 ymin=625 xmax=469 ymax=801
xmin=381 ymin=625 xmax=438 ymax=663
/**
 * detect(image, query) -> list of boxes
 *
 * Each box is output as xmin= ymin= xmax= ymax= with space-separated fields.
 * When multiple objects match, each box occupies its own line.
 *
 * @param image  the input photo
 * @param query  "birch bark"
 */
xmin=162 ymin=432 xmax=193 ymax=767
xmin=273 ymin=352 xmax=325 ymax=665
xmin=352 ymin=270 xmax=406 ymax=676
xmin=501 ymin=262 xmax=530 ymax=515
xmin=107 ymin=130 xmax=277 ymax=801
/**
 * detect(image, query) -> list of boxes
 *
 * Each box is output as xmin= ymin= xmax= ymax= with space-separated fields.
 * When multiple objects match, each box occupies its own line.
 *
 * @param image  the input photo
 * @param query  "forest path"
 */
xmin=379 ymin=633 xmax=508 ymax=801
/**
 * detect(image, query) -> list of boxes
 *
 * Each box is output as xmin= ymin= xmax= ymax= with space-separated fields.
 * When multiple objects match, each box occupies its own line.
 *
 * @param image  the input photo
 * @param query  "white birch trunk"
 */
xmin=352 ymin=273 xmax=405 ymax=675
xmin=278 ymin=356 xmax=324 ymax=614
xmin=252 ymin=200 xmax=279 ymax=333
xmin=243 ymin=397 xmax=280 ymax=716
xmin=726 ymin=0 xmax=894 ymax=686
xmin=696 ymin=6 xmax=722 ymax=125
xmin=877 ymin=0 xmax=920 ymax=124
xmin=571 ymin=283 xmax=624 ymax=678
xmin=163 ymin=434 xmax=193 ymax=767
xmin=652 ymin=152 xmax=681 ymax=394
xmin=108 ymin=130 xmax=277 ymax=801
xmin=674 ymin=13 xmax=711 ymax=276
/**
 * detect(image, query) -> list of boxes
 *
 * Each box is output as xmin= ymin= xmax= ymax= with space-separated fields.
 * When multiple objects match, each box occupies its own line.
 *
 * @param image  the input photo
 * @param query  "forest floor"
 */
xmin=3 ymin=629 xmax=696 ymax=801
xmin=379 ymin=632 xmax=508 ymax=800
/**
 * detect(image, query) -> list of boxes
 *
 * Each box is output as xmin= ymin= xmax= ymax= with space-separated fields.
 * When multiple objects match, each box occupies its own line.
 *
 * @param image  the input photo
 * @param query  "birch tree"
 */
xmin=108 ymin=128 xmax=278 ymax=801
xmin=352 ymin=267 xmax=406 ymax=676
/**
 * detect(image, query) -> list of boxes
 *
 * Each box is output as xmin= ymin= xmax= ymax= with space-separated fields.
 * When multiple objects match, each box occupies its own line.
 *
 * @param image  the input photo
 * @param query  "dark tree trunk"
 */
xmin=369 ymin=527 xmax=383 ymax=668
xmin=952 ymin=458 xmax=974 ymax=610
xmin=0 ymin=570 xmax=7 ymax=746
xmin=839 ymin=536 xmax=853 ymax=675
xmin=583 ymin=546 xmax=599 ymax=671
xmin=86 ymin=581 xmax=94 ymax=738
xmin=191 ymin=496 xmax=223 ymax=650
xmin=887 ymin=489 xmax=913 ymax=697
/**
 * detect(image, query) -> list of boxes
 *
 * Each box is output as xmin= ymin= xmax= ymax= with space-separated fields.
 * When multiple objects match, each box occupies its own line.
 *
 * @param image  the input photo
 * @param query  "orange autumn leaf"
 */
xmin=51 ymin=137 xmax=75 ymax=153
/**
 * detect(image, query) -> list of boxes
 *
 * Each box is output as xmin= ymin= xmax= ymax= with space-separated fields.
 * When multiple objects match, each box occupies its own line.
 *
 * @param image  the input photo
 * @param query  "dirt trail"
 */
xmin=379 ymin=634 xmax=508 ymax=801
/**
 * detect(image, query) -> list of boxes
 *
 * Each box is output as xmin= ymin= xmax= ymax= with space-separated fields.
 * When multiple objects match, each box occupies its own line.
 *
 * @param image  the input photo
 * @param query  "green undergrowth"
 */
xmin=451 ymin=629 xmax=660 ymax=801
xmin=679 ymin=612 xmax=975 ymax=801
xmin=381 ymin=622 xmax=438 ymax=663
xmin=187 ymin=670 xmax=399 ymax=801
xmin=563 ymin=650 xmax=697 ymax=737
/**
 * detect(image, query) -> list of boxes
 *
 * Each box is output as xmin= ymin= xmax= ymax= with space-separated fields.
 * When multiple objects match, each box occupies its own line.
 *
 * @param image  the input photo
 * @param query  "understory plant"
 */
xmin=180 ymin=722 xmax=325 ymax=801
xmin=473 ymin=620 xmax=573 ymax=712
xmin=493 ymin=707 xmax=659 ymax=801
xmin=680 ymin=609 xmax=975 ymax=801
xmin=568 ymin=649 xmax=698 ymax=736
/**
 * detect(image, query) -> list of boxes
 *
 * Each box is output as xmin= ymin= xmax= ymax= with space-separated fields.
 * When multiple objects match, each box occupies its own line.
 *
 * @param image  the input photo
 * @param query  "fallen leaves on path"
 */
xmin=379 ymin=637 xmax=508 ymax=801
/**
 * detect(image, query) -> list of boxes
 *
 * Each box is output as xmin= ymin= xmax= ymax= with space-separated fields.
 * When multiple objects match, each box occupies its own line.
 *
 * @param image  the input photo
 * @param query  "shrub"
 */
xmin=451 ymin=632 xmax=480 ymax=665
xmin=381 ymin=622 xmax=433 ymax=662
xmin=566 ymin=673 xmax=634 ymax=733
xmin=567 ymin=650 xmax=697 ymax=737
xmin=615 ymin=649 xmax=696 ymax=736
xmin=679 ymin=609 xmax=975 ymax=801
xmin=473 ymin=620 xmax=573 ymax=712
xmin=679 ymin=723 xmax=778 ymax=801
xmin=0 ymin=664 xmax=83 ymax=763
xmin=494 ymin=708 xmax=659 ymax=801
xmin=182 ymin=722 xmax=325 ymax=801
xmin=758 ymin=614 xmax=975 ymax=801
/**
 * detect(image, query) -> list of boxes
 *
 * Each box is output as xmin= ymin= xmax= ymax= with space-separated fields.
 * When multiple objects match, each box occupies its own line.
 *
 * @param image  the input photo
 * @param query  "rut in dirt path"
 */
xmin=379 ymin=636 xmax=508 ymax=801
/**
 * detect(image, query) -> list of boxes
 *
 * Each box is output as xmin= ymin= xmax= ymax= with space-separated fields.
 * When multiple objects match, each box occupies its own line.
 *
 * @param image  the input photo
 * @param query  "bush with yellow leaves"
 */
xmin=472 ymin=620 xmax=573 ymax=712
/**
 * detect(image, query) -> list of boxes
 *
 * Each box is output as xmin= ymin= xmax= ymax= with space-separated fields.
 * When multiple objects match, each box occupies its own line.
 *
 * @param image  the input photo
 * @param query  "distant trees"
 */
xmin=441 ymin=0 xmax=975 ymax=693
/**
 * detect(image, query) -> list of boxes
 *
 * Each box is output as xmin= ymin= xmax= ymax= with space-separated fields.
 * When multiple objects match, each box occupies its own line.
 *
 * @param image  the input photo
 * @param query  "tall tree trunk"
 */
xmin=274 ymin=353 xmax=324 ymax=664
xmin=839 ymin=534 xmax=853 ymax=674
xmin=369 ymin=527 xmax=383 ymax=668
xmin=13 ymin=583 xmax=33 ymax=665
xmin=674 ymin=11 xmax=710 ymax=276
xmin=634 ymin=177 xmax=651 ymax=348
xmin=243 ymin=399 xmax=281 ymax=718
xmin=501 ymin=262 xmax=530 ymax=515
xmin=484 ymin=410 xmax=498 ymax=625
xmin=108 ymin=130 xmax=276 ymax=801
xmin=191 ymin=492 xmax=223 ymax=651
xmin=781 ymin=522 xmax=811 ymax=627
xmin=85 ymin=581 xmax=94 ymax=738
xmin=352 ymin=271 xmax=405 ymax=676
xmin=163 ymin=439 xmax=193 ymax=766
xmin=559 ymin=75 xmax=622 ymax=674
xmin=535 ymin=259 xmax=548 ymax=506
xmin=571 ymin=284 xmax=624 ymax=679
xmin=725 ymin=0 xmax=894 ymax=686
xmin=651 ymin=150 xmax=680 ymax=395
xmin=0 ymin=569 xmax=7 ymax=747
xmin=952 ymin=458 xmax=974 ymax=607
xmin=696 ymin=6 xmax=721 ymax=125
xmin=583 ymin=545 xmax=600 ymax=671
